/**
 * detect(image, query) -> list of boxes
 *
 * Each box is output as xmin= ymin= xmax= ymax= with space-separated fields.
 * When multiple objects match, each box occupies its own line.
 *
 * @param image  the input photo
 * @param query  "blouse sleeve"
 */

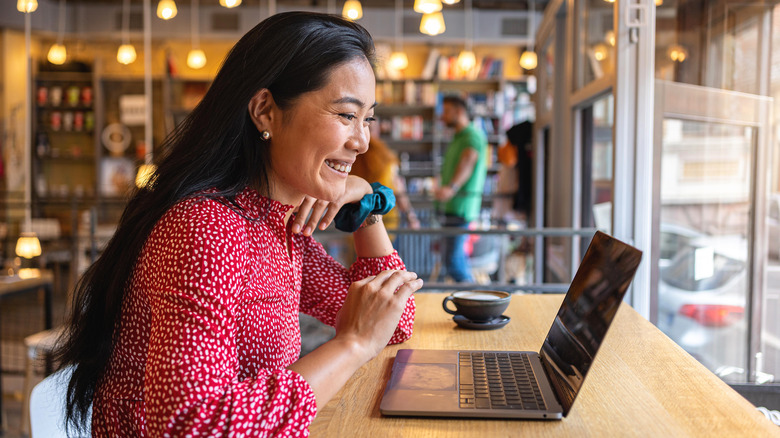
xmin=298 ymin=238 xmax=415 ymax=344
xmin=140 ymin=200 xmax=317 ymax=436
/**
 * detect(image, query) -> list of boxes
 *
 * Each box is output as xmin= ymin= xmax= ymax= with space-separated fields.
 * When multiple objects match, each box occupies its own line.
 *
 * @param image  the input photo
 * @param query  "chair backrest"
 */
xmin=29 ymin=365 xmax=91 ymax=438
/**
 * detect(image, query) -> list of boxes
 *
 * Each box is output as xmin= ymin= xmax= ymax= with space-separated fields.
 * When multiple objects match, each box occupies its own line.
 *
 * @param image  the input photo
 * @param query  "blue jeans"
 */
xmin=441 ymin=215 xmax=473 ymax=283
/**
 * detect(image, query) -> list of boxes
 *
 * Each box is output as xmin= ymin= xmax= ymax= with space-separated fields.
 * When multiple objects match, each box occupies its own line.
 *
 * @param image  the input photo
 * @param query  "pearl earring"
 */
xmin=261 ymin=130 xmax=271 ymax=141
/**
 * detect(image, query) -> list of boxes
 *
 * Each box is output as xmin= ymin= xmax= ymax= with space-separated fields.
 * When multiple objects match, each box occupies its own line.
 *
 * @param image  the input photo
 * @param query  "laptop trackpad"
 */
xmin=380 ymin=363 xmax=460 ymax=414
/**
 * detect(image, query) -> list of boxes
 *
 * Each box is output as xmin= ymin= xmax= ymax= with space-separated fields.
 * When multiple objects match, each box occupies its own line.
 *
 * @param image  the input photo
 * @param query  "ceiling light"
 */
xmin=187 ymin=49 xmax=206 ymax=69
xmin=117 ymin=0 xmax=136 ymax=65
xmin=519 ymin=50 xmax=537 ymax=70
xmin=47 ymin=44 xmax=67 ymax=65
xmin=420 ymin=12 xmax=445 ymax=36
xmin=414 ymin=0 xmax=443 ymax=14
xmin=605 ymin=30 xmax=616 ymax=47
xmin=157 ymin=0 xmax=177 ymax=20
xmin=47 ymin=0 xmax=67 ymax=65
xmin=457 ymin=50 xmax=476 ymax=72
xmin=668 ymin=45 xmax=688 ymax=62
xmin=343 ymin=0 xmax=363 ymax=20
xmin=442 ymin=0 xmax=461 ymax=4
xmin=219 ymin=0 xmax=242 ymax=7
xmin=593 ymin=43 xmax=608 ymax=61
xmin=17 ymin=0 xmax=38 ymax=13
xmin=389 ymin=52 xmax=409 ymax=70
xmin=117 ymin=44 xmax=137 ymax=65
xmin=16 ymin=232 xmax=41 ymax=259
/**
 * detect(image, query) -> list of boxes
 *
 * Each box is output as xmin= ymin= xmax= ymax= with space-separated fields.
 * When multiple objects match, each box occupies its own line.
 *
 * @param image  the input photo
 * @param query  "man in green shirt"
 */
xmin=434 ymin=95 xmax=488 ymax=282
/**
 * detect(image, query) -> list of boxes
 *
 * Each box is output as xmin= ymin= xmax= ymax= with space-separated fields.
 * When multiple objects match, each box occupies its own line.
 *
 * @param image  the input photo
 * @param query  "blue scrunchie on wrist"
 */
xmin=334 ymin=182 xmax=396 ymax=232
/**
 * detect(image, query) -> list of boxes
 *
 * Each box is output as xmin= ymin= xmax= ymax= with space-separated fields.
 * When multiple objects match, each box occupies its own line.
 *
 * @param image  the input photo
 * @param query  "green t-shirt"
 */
xmin=437 ymin=123 xmax=488 ymax=222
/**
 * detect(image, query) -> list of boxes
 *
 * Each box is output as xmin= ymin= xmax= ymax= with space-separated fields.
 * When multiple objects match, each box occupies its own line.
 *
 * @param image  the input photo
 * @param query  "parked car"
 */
xmin=656 ymin=233 xmax=749 ymax=381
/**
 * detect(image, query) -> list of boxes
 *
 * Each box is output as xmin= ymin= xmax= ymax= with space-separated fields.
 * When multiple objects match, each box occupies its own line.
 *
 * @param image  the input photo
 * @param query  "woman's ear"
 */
xmin=248 ymin=89 xmax=276 ymax=133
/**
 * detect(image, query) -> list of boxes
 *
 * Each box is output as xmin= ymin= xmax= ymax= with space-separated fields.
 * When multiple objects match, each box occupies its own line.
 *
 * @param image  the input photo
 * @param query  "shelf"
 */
xmin=376 ymin=104 xmax=435 ymax=113
xmin=36 ymin=72 xmax=92 ymax=82
xmin=37 ymin=105 xmax=93 ymax=111
xmin=37 ymin=155 xmax=95 ymax=162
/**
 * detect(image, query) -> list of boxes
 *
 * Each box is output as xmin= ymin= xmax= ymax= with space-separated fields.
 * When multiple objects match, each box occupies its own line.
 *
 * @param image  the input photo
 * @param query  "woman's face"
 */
xmin=266 ymin=58 xmax=376 ymax=206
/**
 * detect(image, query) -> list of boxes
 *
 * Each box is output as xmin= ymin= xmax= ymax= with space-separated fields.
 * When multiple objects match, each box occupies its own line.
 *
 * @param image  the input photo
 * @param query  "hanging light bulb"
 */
xmin=442 ymin=0 xmax=460 ymax=4
xmin=420 ymin=12 xmax=445 ymax=36
xmin=414 ymin=0 xmax=442 ymax=14
xmin=157 ymin=0 xmax=177 ymax=20
xmin=668 ymin=44 xmax=688 ymax=62
xmin=457 ymin=50 xmax=476 ymax=72
xmin=17 ymin=0 xmax=38 ymax=13
xmin=593 ymin=43 xmax=609 ymax=61
xmin=389 ymin=52 xmax=409 ymax=70
xmin=47 ymin=0 xmax=67 ymax=65
xmin=655 ymin=0 xmax=663 ymax=5
xmin=219 ymin=0 xmax=241 ymax=8
xmin=519 ymin=50 xmax=537 ymax=70
xmin=16 ymin=232 xmax=42 ymax=259
xmin=47 ymin=43 xmax=67 ymax=65
xmin=605 ymin=30 xmax=616 ymax=47
xmin=117 ymin=44 xmax=137 ymax=65
xmin=342 ymin=0 xmax=363 ymax=20
xmin=187 ymin=49 xmax=207 ymax=69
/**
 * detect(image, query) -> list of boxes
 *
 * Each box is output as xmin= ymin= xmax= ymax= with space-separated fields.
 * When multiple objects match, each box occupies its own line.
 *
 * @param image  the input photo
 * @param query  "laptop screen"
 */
xmin=539 ymin=231 xmax=642 ymax=415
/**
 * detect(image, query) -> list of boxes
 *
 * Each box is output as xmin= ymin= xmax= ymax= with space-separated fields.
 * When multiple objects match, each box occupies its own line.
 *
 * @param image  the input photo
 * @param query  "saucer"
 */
xmin=453 ymin=314 xmax=510 ymax=330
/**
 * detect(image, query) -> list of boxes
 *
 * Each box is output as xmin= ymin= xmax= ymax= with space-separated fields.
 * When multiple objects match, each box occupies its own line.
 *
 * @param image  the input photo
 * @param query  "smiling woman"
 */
xmin=52 ymin=12 xmax=421 ymax=437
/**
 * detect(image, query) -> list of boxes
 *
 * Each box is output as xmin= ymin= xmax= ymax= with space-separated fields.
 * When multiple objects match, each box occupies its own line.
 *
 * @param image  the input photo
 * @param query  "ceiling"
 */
xmin=70 ymin=0 xmax=539 ymax=11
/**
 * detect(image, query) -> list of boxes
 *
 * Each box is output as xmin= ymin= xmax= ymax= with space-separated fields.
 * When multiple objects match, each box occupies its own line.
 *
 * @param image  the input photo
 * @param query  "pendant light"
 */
xmin=17 ymin=0 xmax=38 ymax=13
xmin=220 ymin=0 xmax=241 ymax=8
xmin=117 ymin=0 xmax=137 ymax=65
xmin=187 ymin=0 xmax=206 ymax=69
xmin=414 ymin=0 xmax=442 ymax=14
xmin=388 ymin=0 xmax=408 ymax=71
xmin=157 ymin=0 xmax=177 ymax=20
xmin=520 ymin=0 xmax=537 ymax=70
xmin=457 ymin=0 xmax=476 ymax=73
xmin=219 ymin=0 xmax=241 ymax=8
xmin=342 ymin=1 xmax=363 ymax=21
xmin=442 ymin=0 xmax=460 ymax=4
xmin=420 ymin=12 xmax=445 ymax=36
xmin=47 ymin=0 xmax=67 ymax=65
xmin=18 ymin=2 xmax=42 ymax=266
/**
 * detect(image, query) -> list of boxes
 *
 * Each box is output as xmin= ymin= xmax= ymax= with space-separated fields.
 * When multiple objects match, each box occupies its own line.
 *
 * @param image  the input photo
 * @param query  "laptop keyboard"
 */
xmin=458 ymin=352 xmax=547 ymax=410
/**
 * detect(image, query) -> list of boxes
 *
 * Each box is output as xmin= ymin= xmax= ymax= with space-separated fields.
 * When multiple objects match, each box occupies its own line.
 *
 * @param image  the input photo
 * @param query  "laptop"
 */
xmin=380 ymin=231 xmax=642 ymax=419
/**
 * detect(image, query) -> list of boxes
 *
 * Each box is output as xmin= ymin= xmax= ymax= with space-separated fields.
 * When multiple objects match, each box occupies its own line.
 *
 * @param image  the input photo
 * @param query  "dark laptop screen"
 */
xmin=539 ymin=231 xmax=642 ymax=415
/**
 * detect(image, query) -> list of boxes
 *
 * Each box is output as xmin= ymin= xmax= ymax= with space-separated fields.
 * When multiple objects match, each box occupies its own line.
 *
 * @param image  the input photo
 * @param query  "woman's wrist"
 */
xmin=358 ymin=213 xmax=382 ymax=230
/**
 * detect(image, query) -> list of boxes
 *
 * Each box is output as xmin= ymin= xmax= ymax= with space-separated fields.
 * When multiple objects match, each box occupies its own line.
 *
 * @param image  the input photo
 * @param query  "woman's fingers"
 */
xmin=292 ymin=196 xmax=316 ymax=234
xmin=303 ymin=200 xmax=329 ymax=236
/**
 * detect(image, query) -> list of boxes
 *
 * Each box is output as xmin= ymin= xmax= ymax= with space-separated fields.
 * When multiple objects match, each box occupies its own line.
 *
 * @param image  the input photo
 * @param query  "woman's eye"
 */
xmin=339 ymin=113 xmax=357 ymax=121
xmin=364 ymin=116 xmax=377 ymax=123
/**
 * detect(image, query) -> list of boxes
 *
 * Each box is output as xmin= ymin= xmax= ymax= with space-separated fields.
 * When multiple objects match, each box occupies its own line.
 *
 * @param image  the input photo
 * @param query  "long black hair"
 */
xmin=52 ymin=11 xmax=376 ymax=432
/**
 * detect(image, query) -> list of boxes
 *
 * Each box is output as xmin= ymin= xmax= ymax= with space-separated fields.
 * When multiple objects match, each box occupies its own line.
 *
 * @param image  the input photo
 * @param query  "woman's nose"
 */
xmin=349 ymin=126 xmax=369 ymax=154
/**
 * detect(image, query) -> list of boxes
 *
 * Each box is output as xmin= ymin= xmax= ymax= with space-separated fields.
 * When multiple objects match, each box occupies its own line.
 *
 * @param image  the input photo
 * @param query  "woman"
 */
xmin=54 ymin=12 xmax=422 ymax=436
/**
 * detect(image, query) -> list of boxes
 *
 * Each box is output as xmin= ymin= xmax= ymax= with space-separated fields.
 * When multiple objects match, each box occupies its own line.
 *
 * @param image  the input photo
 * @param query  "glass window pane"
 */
xmin=574 ymin=0 xmax=614 ymax=89
xmin=656 ymin=119 xmax=753 ymax=382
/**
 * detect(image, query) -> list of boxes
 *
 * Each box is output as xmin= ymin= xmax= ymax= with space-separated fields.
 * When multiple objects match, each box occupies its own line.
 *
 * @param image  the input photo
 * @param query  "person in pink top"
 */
xmin=53 ymin=12 xmax=421 ymax=437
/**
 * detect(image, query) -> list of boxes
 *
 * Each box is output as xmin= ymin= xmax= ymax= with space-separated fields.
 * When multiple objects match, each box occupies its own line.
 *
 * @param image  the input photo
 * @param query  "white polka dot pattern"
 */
xmin=91 ymin=187 xmax=416 ymax=437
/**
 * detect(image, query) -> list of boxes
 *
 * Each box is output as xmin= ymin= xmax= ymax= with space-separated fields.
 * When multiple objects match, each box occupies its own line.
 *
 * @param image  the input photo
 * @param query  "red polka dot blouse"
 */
xmin=91 ymin=187 xmax=416 ymax=436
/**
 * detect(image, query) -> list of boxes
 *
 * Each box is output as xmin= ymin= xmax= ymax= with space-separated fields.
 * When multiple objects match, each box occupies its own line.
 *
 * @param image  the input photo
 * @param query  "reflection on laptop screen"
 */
xmin=540 ymin=231 xmax=642 ymax=415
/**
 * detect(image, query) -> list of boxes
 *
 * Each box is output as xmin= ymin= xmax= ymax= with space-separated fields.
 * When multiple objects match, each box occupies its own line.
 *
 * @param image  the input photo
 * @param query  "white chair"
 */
xmin=21 ymin=327 xmax=64 ymax=436
xmin=29 ymin=365 xmax=91 ymax=438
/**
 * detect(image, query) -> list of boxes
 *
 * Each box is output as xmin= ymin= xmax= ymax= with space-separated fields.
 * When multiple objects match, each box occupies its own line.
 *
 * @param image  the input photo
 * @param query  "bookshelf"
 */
xmin=375 ymin=74 xmax=534 ymax=210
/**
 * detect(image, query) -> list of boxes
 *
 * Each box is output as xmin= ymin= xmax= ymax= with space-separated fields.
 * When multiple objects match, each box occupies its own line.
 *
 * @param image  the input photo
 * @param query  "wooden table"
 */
xmin=310 ymin=293 xmax=780 ymax=437
xmin=0 ymin=272 xmax=54 ymax=430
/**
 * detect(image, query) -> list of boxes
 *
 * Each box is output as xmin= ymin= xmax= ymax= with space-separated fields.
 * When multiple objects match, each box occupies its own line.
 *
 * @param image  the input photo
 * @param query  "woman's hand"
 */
xmin=291 ymin=175 xmax=372 ymax=236
xmin=334 ymin=270 xmax=423 ymax=362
